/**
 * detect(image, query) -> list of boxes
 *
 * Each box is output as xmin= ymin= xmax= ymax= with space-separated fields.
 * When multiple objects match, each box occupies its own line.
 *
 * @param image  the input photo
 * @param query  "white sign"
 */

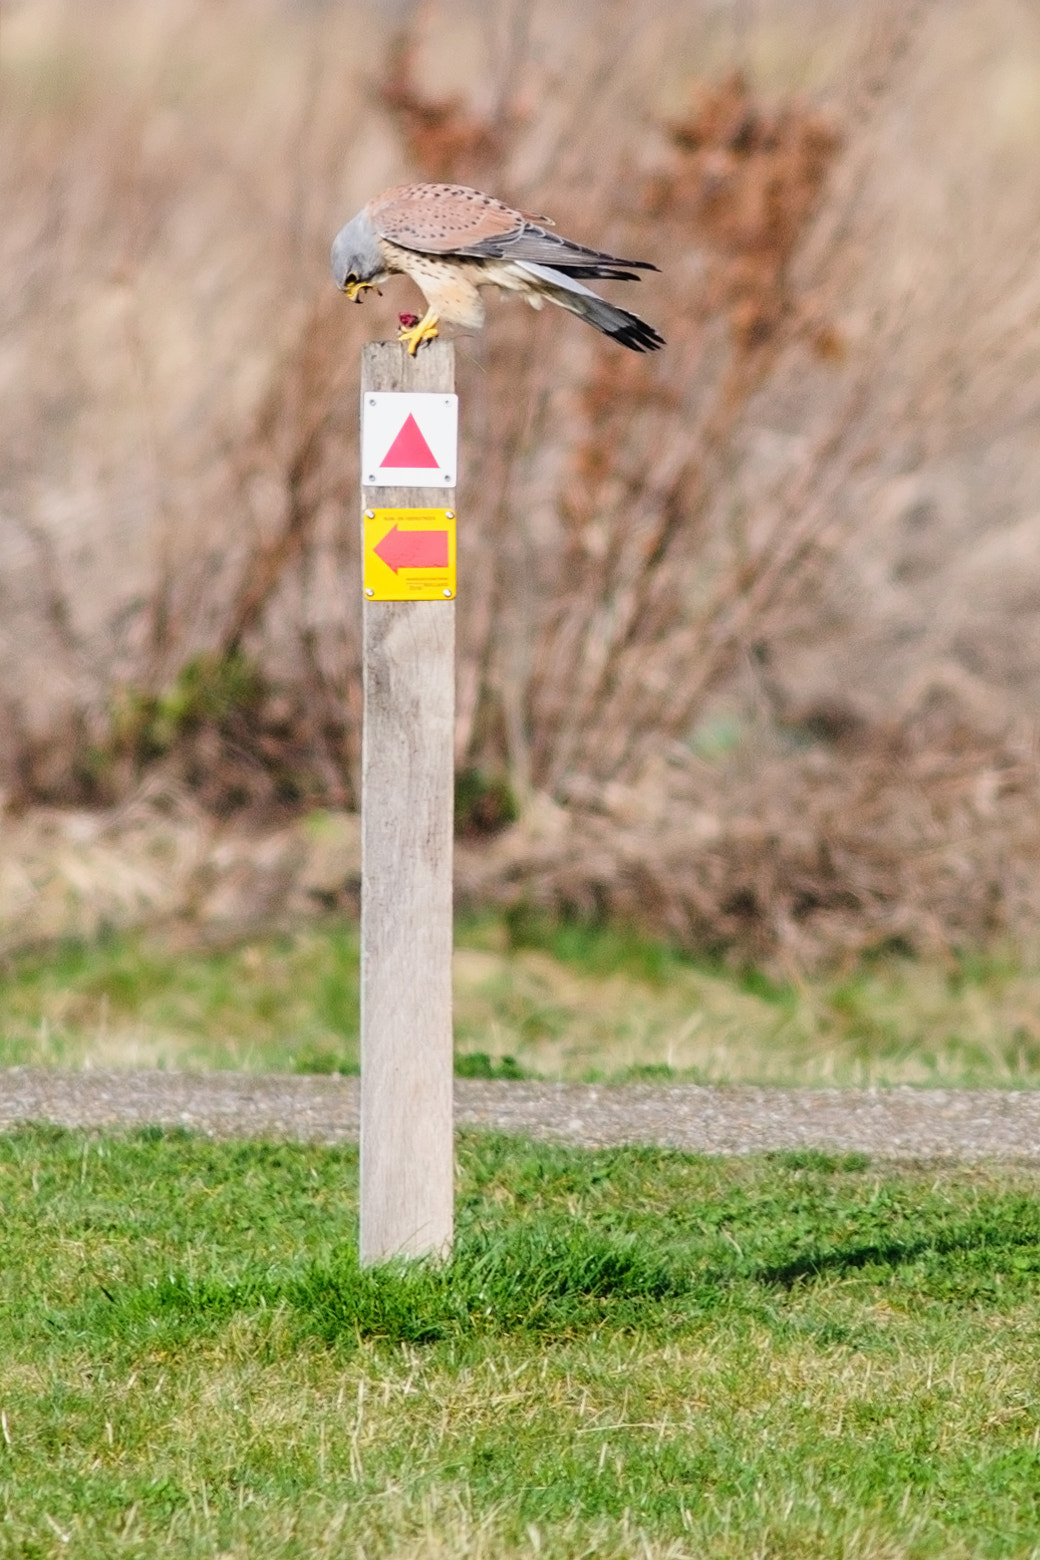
xmin=361 ymin=392 xmax=458 ymax=488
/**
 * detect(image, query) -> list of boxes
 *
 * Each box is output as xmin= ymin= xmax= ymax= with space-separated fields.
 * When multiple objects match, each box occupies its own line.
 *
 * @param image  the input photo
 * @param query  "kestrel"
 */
xmin=331 ymin=181 xmax=664 ymax=355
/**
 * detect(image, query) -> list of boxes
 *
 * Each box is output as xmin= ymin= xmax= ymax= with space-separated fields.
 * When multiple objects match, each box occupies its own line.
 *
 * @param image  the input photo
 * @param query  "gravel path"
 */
xmin=2 ymin=1070 xmax=1040 ymax=1160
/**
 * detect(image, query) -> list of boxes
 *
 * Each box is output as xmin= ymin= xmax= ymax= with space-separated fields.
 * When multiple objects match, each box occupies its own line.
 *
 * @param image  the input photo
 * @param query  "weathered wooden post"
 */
xmin=358 ymin=338 xmax=457 ymax=1264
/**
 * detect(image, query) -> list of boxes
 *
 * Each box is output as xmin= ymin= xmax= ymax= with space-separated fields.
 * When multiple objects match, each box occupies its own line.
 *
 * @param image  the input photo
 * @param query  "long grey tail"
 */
xmin=519 ymin=261 xmax=665 ymax=353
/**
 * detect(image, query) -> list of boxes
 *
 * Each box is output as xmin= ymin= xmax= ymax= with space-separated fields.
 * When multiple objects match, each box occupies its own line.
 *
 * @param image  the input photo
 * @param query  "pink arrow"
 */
xmin=373 ymin=525 xmax=448 ymax=573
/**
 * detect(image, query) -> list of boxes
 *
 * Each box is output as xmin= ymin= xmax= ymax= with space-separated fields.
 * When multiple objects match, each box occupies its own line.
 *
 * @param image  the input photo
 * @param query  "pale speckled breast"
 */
xmin=378 ymin=239 xmax=487 ymax=329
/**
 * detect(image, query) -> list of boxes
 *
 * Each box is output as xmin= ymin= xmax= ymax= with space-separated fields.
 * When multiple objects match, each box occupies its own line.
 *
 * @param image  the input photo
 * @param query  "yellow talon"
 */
xmin=397 ymin=311 xmax=440 ymax=355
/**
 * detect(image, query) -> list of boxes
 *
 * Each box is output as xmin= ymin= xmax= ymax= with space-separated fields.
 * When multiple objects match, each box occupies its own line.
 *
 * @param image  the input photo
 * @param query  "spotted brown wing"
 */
xmin=370 ymin=183 xmax=524 ymax=255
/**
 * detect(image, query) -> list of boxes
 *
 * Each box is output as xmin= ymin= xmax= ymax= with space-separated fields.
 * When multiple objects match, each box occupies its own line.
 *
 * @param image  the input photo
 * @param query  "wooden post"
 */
xmin=359 ymin=339 xmax=455 ymax=1264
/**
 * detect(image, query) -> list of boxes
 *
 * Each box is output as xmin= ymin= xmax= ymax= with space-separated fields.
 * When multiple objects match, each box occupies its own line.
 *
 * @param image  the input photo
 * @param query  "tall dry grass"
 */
xmin=4 ymin=0 xmax=1040 ymax=967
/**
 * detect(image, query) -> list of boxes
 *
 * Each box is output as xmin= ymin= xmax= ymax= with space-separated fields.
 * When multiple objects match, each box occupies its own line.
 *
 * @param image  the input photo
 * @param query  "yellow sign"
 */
xmin=363 ymin=509 xmax=456 ymax=602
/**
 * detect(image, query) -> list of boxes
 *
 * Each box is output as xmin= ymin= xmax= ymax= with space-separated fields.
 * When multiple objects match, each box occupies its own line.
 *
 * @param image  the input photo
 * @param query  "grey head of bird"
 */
xmin=330 ymin=211 xmax=388 ymax=299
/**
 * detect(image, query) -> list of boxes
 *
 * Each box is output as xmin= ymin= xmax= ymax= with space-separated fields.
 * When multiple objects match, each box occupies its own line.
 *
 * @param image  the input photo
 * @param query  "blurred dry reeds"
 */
xmin=4 ymin=0 xmax=1040 ymax=969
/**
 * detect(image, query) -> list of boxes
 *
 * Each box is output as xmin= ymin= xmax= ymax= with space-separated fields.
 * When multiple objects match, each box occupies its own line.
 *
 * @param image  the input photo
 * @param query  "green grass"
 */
xmin=2 ymin=1127 xmax=1040 ymax=1557
xmin=4 ymin=916 xmax=1040 ymax=1087
xmin=0 ymin=926 xmax=363 ymax=1075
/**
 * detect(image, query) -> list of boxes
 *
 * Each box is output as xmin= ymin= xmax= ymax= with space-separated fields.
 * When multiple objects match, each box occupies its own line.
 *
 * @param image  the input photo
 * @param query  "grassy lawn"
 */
xmin=2 ymin=914 xmax=1040 ymax=1087
xmin=1 ymin=1128 xmax=1039 ymax=1557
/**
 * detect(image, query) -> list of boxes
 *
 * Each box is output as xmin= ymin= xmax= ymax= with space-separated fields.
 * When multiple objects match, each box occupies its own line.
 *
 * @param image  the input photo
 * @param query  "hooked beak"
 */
xmin=344 ymin=279 xmax=380 ymax=303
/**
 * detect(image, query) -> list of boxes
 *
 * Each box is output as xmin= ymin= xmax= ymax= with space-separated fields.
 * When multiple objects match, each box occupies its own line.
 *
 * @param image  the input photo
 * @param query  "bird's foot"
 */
xmin=397 ymin=312 xmax=440 ymax=355
xmin=345 ymin=279 xmax=380 ymax=303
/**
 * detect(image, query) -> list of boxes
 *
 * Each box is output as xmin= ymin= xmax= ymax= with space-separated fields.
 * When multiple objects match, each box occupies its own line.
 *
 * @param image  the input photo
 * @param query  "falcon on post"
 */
xmin=331 ymin=181 xmax=665 ymax=355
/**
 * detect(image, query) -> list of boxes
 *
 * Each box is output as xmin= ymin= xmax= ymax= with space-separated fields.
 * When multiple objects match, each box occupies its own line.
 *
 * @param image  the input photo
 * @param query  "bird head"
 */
xmin=330 ymin=212 xmax=388 ymax=301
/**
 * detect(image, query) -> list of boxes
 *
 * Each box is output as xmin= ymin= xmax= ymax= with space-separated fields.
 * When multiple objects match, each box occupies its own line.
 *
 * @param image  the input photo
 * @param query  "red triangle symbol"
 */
xmin=379 ymin=413 xmax=439 ymax=469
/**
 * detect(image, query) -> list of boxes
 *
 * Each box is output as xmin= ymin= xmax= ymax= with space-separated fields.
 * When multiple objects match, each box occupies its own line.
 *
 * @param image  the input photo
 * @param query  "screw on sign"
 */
xmin=362 ymin=508 xmax=457 ymax=602
xmin=362 ymin=393 xmax=458 ymax=488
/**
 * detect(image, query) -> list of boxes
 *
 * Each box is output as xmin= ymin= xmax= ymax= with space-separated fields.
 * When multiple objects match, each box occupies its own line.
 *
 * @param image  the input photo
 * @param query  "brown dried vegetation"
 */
xmin=4 ymin=0 xmax=1040 ymax=970
xmin=651 ymin=72 xmax=841 ymax=354
xmin=379 ymin=32 xmax=507 ymax=185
